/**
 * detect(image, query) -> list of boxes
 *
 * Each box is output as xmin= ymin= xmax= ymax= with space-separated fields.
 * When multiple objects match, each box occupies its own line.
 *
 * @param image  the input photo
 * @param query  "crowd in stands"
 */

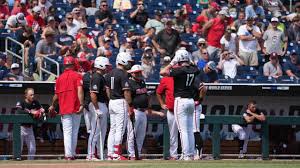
xmin=0 ymin=0 xmax=299 ymax=83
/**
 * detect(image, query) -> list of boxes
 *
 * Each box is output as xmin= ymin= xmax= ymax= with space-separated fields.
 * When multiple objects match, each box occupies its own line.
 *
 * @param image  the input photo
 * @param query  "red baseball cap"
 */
xmin=210 ymin=2 xmax=220 ymax=11
xmin=63 ymin=56 xmax=75 ymax=65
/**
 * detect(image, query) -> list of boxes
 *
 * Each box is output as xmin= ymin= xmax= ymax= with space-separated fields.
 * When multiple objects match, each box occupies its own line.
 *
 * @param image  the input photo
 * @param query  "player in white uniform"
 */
xmin=160 ymin=49 xmax=200 ymax=160
xmin=86 ymin=57 xmax=111 ymax=161
xmin=16 ymin=88 xmax=45 ymax=160
xmin=106 ymin=52 xmax=133 ymax=160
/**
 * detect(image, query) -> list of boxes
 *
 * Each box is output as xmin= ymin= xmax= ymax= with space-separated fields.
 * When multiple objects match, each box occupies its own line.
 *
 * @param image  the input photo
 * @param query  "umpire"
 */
xmin=49 ymin=56 xmax=84 ymax=160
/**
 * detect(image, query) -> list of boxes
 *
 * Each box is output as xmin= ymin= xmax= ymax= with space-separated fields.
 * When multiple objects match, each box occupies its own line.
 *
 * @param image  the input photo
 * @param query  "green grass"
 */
xmin=0 ymin=160 xmax=300 ymax=168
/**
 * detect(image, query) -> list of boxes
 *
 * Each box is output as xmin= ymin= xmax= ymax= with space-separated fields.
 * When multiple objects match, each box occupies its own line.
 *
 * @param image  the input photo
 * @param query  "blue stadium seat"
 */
xmin=277 ymin=76 xmax=297 ymax=84
xmin=237 ymin=66 xmax=258 ymax=78
xmin=233 ymin=75 xmax=254 ymax=83
xmin=255 ymin=76 xmax=276 ymax=83
xmin=218 ymin=75 xmax=233 ymax=83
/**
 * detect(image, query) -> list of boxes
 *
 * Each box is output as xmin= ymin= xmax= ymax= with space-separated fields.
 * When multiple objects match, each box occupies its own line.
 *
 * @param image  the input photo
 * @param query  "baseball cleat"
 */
xmin=113 ymin=155 xmax=128 ymax=160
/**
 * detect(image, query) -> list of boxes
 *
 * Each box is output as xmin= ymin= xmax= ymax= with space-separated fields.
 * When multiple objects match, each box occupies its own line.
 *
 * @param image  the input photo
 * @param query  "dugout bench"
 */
xmin=0 ymin=115 xmax=299 ymax=160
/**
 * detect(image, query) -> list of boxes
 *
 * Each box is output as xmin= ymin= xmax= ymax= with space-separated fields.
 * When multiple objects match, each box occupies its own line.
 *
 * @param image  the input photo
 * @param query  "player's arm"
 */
xmin=198 ymin=83 xmax=207 ymax=103
xmin=124 ymin=89 xmax=132 ymax=108
xmin=156 ymin=80 xmax=168 ymax=110
xmin=247 ymin=111 xmax=266 ymax=122
xmin=77 ymin=85 xmax=84 ymax=113
xmin=243 ymin=114 xmax=255 ymax=123
xmin=49 ymin=94 xmax=58 ymax=115
xmin=160 ymin=64 xmax=172 ymax=76
xmin=90 ymin=77 xmax=101 ymax=110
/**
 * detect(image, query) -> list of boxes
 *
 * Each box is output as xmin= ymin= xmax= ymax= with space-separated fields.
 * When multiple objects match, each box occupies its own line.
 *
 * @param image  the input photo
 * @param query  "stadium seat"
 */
xmin=255 ymin=76 xmax=276 ymax=83
xmin=218 ymin=75 xmax=233 ymax=83
xmin=277 ymin=76 xmax=298 ymax=84
xmin=237 ymin=66 xmax=258 ymax=78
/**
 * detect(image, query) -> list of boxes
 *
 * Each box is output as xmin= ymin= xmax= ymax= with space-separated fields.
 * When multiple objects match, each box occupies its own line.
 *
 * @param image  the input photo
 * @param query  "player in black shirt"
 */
xmin=106 ymin=52 xmax=133 ymax=160
xmin=82 ymin=69 xmax=92 ymax=136
xmin=160 ymin=49 xmax=199 ymax=160
xmin=126 ymin=65 xmax=150 ymax=160
xmin=86 ymin=57 xmax=110 ymax=161
xmin=232 ymin=100 xmax=266 ymax=158
xmin=15 ymin=88 xmax=45 ymax=160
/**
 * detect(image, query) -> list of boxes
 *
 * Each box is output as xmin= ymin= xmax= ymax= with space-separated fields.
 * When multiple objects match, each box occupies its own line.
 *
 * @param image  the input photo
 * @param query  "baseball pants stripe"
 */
xmin=193 ymin=105 xmax=202 ymax=133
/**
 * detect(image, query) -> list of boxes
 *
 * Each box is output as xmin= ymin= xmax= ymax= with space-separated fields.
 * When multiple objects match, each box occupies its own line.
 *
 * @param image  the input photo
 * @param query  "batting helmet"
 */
xmin=94 ymin=56 xmax=110 ymax=70
xmin=175 ymin=49 xmax=190 ymax=63
xmin=116 ymin=52 xmax=133 ymax=66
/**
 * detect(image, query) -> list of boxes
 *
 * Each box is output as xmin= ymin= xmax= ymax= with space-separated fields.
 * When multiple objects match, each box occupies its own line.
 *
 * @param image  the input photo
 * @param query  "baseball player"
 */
xmin=156 ymin=77 xmax=178 ymax=160
xmin=126 ymin=65 xmax=150 ymax=160
xmin=16 ymin=88 xmax=45 ymax=160
xmin=192 ymin=75 xmax=207 ymax=160
xmin=232 ymin=100 xmax=266 ymax=158
xmin=86 ymin=57 xmax=111 ymax=161
xmin=106 ymin=52 xmax=133 ymax=160
xmin=82 ymin=68 xmax=93 ymax=135
xmin=160 ymin=49 xmax=199 ymax=160
xmin=49 ymin=56 xmax=84 ymax=160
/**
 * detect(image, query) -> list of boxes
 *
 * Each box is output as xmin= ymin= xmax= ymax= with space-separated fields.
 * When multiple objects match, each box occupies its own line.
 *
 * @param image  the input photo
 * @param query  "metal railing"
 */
xmin=1 ymin=115 xmax=300 ymax=160
xmin=39 ymin=56 xmax=60 ymax=81
xmin=5 ymin=37 xmax=27 ymax=77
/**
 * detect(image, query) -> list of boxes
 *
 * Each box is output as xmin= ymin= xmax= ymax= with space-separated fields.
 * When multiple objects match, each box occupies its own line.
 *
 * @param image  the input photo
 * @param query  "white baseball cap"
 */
xmin=128 ymin=64 xmax=143 ymax=73
xmin=11 ymin=63 xmax=20 ymax=69
xmin=271 ymin=17 xmax=279 ymax=22
xmin=218 ymin=10 xmax=229 ymax=17
xmin=32 ymin=6 xmax=41 ymax=13
xmin=144 ymin=46 xmax=152 ymax=52
xmin=197 ymin=38 xmax=206 ymax=44
xmin=16 ymin=13 xmax=26 ymax=25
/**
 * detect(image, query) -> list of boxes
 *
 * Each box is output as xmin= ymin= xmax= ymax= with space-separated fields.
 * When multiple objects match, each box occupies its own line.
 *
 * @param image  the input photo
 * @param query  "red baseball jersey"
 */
xmin=55 ymin=69 xmax=83 ymax=115
xmin=156 ymin=77 xmax=174 ymax=112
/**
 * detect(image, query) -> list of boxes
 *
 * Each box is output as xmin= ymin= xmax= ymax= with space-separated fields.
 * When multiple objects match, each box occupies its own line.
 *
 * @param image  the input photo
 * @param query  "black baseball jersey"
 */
xmin=193 ymin=73 xmax=203 ymax=101
xmin=128 ymin=78 xmax=148 ymax=109
xmin=170 ymin=65 xmax=199 ymax=98
xmin=16 ymin=100 xmax=42 ymax=126
xmin=241 ymin=108 xmax=265 ymax=126
xmin=105 ymin=68 xmax=130 ymax=100
xmin=83 ymin=72 xmax=92 ymax=108
xmin=90 ymin=72 xmax=107 ymax=103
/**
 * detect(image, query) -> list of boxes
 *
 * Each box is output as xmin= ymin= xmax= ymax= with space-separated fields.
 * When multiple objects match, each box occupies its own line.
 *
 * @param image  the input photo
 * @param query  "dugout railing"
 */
xmin=0 ymin=114 xmax=300 ymax=160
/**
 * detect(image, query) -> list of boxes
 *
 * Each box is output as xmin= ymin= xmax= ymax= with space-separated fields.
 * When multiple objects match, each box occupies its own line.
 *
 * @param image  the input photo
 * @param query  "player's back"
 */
xmin=106 ymin=68 xmax=129 ymax=100
xmin=170 ymin=65 xmax=199 ymax=98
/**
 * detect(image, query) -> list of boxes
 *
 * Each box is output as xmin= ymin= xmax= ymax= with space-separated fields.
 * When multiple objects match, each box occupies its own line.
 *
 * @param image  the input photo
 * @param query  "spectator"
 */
xmin=232 ymin=100 xmax=266 ymax=159
xmin=123 ymin=26 xmax=139 ymax=49
xmin=16 ymin=26 xmax=35 ymax=67
xmin=172 ymin=9 xmax=190 ymax=33
xmin=26 ymin=6 xmax=45 ymax=33
xmin=144 ymin=10 xmax=165 ymax=34
xmin=192 ymin=2 xmax=219 ymax=35
xmin=139 ymin=27 xmax=156 ymax=48
xmin=233 ymin=11 xmax=246 ymax=31
xmin=0 ymin=0 xmax=9 ymax=28
xmin=35 ymin=29 xmax=57 ymax=70
xmin=198 ymin=0 xmax=210 ymax=9
xmin=283 ymin=52 xmax=300 ymax=79
xmin=0 ymin=53 xmax=8 ymax=80
xmin=203 ymin=9 xmax=232 ymax=60
xmin=129 ymin=0 xmax=148 ymax=27
xmin=220 ymin=27 xmax=238 ymax=54
xmin=41 ymin=16 xmax=59 ymax=39
xmin=197 ymin=61 xmax=219 ymax=83
xmin=217 ymin=50 xmax=244 ymax=79
xmin=5 ymin=13 xmax=27 ymax=31
xmin=262 ymin=0 xmax=286 ymax=18
xmin=141 ymin=46 xmax=155 ymax=79
xmin=76 ymin=23 xmax=97 ymax=49
xmin=152 ymin=20 xmax=181 ymax=59
xmin=161 ymin=9 xmax=173 ymax=24
xmin=97 ymin=37 xmax=113 ymax=58
xmin=95 ymin=0 xmax=116 ymax=26
xmin=38 ymin=0 xmax=52 ymax=18
xmin=227 ymin=0 xmax=239 ymax=19
xmin=5 ymin=63 xmax=24 ymax=81
xmin=197 ymin=48 xmax=210 ymax=70
xmin=262 ymin=17 xmax=287 ymax=56
xmin=245 ymin=0 xmax=265 ymax=20
xmin=119 ymin=38 xmax=134 ymax=53
xmin=98 ymin=25 xmax=119 ymax=48
xmin=57 ymin=22 xmax=75 ymax=47
xmin=65 ymin=13 xmax=80 ymax=38
xmin=11 ymin=0 xmax=29 ymax=16
xmin=192 ymin=38 xmax=207 ymax=64
xmin=263 ymin=52 xmax=282 ymax=78
xmin=283 ymin=2 xmax=300 ymax=22
xmin=237 ymin=16 xmax=262 ymax=66
xmin=287 ymin=15 xmax=300 ymax=42
xmin=28 ymin=0 xmax=39 ymax=14
xmin=72 ymin=7 xmax=85 ymax=27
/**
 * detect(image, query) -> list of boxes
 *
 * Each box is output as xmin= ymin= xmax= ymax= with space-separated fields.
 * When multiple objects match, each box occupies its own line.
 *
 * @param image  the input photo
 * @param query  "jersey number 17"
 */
xmin=186 ymin=74 xmax=194 ymax=86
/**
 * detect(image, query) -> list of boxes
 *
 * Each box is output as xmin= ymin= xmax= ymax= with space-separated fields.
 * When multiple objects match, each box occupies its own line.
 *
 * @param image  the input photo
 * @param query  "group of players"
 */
xmin=16 ymin=47 xmax=266 ymax=161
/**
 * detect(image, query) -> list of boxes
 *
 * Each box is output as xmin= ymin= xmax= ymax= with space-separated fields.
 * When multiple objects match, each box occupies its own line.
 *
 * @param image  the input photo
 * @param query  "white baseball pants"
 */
xmin=174 ymin=97 xmax=195 ymax=157
xmin=167 ymin=110 xmax=178 ymax=158
xmin=61 ymin=113 xmax=82 ymax=157
xmin=193 ymin=104 xmax=202 ymax=133
xmin=87 ymin=102 xmax=108 ymax=159
xmin=127 ymin=109 xmax=147 ymax=157
xmin=232 ymin=124 xmax=252 ymax=153
xmin=20 ymin=126 xmax=36 ymax=160
xmin=83 ymin=108 xmax=92 ymax=134
xmin=107 ymin=99 xmax=128 ymax=156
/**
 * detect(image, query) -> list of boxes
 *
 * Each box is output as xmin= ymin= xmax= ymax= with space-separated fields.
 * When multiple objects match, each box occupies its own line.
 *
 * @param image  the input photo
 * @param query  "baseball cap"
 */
xmin=16 ymin=13 xmax=26 ymax=25
xmin=163 ymin=56 xmax=171 ymax=62
xmin=72 ymin=7 xmax=81 ymax=13
xmin=80 ymin=23 xmax=88 ymax=29
xmin=32 ymin=6 xmax=41 ymax=13
xmin=207 ymin=61 xmax=217 ymax=71
xmin=155 ymin=10 xmax=162 ymax=16
xmin=144 ymin=46 xmax=152 ymax=52
xmin=219 ymin=10 xmax=229 ymax=17
xmin=0 ymin=52 xmax=7 ymax=61
xmin=197 ymin=38 xmax=206 ymax=44
xmin=63 ymin=56 xmax=75 ymax=65
xmin=210 ymin=2 xmax=220 ymax=11
xmin=104 ymin=37 xmax=111 ymax=42
xmin=11 ymin=63 xmax=20 ymax=69
xmin=271 ymin=17 xmax=279 ymax=22
xmin=290 ymin=50 xmax=298 ymax=56
xmin=20 ymin=0 xmax=26 ymax=4
xmin=127 ymin=26 xmax=135 ymax=32
xmin=47 ymin=16 xmax=55 ymax=22
xmin=128 ymin=65 xmax=143 ymax=73
xmin=270 ymin=52 xmax=278 ymax=59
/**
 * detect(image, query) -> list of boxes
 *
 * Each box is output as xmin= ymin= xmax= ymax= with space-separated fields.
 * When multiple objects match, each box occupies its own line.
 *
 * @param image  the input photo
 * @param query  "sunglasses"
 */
xmin=138 ymin=3 xmax=143 ymax=5
xmin=102 ymin=4 xmax=108 ymax=7
xmin=67 ymin=17 xmax=73 ymax=20
xmin=202 ymin=52 xmax=208 ymax=54
xmin=198 ymin=43 xmax=206 ymax=46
